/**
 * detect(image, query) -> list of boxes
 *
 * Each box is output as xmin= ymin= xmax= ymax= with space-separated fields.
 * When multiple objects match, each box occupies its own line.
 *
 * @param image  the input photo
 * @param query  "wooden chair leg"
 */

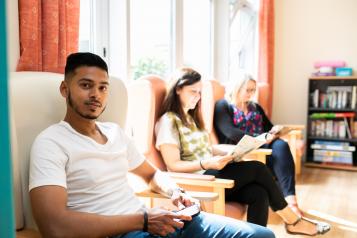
xmin=213 ymin=187 xmax=225 ymax=215
xmin=200 ymin=201 xmax=207 ymax=212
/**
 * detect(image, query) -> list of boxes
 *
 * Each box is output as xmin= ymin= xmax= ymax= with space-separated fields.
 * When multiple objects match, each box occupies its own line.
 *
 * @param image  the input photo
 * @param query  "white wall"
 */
xmin=6 ymin=0 xmax=19 ymax=72
xmin=273 ymin=0 xmax=357 ymax=125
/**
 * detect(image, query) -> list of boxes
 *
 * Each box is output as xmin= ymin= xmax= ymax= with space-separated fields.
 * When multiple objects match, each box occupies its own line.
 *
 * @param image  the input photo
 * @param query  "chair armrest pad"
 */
xmin=136 ymin=189 xmax=219 ymax=201
xmin=165 ymin=172 xmax=215 ymax=181
xmin=249 ymin=148 xmax=272 ymax=155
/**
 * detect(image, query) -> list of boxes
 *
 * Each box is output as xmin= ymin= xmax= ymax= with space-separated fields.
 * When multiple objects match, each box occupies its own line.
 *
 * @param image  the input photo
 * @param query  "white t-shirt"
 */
xmin=29 ymin=121 xmax=146 ymax=215
xmin=155 ymin=113 xmax=181 ymax=149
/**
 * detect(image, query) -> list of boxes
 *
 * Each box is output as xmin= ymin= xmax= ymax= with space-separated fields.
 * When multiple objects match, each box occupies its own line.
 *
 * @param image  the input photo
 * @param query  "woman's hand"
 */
xmin=265 ymin=133 xmax=278 ymax=144
xmin=203 ymin=154 xmax=234 ymax=170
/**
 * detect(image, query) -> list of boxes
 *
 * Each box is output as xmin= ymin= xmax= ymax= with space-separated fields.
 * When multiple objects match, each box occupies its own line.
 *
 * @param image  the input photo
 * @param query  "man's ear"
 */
xmin=60 ymin=81 xmax=68 ymax=98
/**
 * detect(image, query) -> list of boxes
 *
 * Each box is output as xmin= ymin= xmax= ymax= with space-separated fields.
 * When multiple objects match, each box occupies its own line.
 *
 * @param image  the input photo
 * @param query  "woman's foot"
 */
xmin=285 ymin=195 xmax=304 ymax=217
xmin=285 ymin=217 xmax=331 ymax=236
xmin=288 ymin=203 xmax=304 ymax=217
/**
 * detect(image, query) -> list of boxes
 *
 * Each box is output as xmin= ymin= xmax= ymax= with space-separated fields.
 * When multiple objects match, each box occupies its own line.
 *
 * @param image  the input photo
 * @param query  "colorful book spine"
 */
xmin=313 ymin=149 xmax=353 ymax=165
xmin=311 ymin=144 xmax=355 ymax=152
xmin=310 ymin=112 xmax=355 ymax=119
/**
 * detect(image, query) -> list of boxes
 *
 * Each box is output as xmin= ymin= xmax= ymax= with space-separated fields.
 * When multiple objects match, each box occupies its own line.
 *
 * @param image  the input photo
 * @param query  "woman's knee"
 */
xmin=272 ymin=139 xmax=290 ymax=152
xmin=247 ymin=160 xmax=266 ymax=168
xmin=248 ymin=160 xmax=270 ymax=173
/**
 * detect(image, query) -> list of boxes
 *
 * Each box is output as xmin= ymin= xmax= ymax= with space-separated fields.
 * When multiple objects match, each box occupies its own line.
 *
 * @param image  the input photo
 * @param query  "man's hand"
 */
xmin=147 ymin=208 xmax=191 ymax=236
xmin=204 ymin=154 xmax=234 ymax=170
xmin=171 ymin=189 xmax=199 ymax=210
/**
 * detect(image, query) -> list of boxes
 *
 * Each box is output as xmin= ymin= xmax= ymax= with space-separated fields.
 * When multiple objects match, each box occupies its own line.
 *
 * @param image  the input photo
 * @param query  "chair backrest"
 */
xmin=127 ymin=75 xmax=167 ymax=171
xmin=257 ymin=82 xmax=270 ymax=117
xmin=10 ymin=72 xmax=128 ymax=230
xmin=201 ymin=79 xmax=226 ymax=145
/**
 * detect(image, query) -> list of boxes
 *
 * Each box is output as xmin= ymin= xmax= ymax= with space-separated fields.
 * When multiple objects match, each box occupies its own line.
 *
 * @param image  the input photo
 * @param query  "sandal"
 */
xmin=285 ymin=217 xmax=331 ymax=236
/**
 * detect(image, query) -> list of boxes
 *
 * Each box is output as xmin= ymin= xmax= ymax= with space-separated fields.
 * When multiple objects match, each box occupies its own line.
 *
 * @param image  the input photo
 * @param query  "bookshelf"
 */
xmin=306 ymin=76 xmax=357 ymax=171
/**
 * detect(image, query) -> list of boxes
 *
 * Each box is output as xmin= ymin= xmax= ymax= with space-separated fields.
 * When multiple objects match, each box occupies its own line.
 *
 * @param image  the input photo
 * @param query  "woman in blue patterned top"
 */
xmin=213 ymin=74 xmax=302 ymax=216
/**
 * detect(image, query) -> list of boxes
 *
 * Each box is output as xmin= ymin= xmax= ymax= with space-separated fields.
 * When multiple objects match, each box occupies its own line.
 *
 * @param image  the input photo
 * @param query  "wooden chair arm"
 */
xmin=156 ymin=171 xmax=234 ymax=189
xmin=172 ymin=177 xmax=234 ymax=189
xmin=283 ymin=124 xmax=305 ymax=130
xmin=242 ymin=148 xmax=272 ymax=164
xmin=249 ymin=148 xmax=272 ymax=156
xmin=165 ymin=172 xmax=215 ymax=181
xmin=282 ymin=124 xmax=305 ymax=136
xmin=136 ymin=189 xmax=219 ymax=202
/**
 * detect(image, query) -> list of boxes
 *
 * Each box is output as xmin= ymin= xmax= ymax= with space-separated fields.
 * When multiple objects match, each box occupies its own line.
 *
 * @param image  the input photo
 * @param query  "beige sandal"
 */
xmin=285 ymin=217 xmax=331 ymax=236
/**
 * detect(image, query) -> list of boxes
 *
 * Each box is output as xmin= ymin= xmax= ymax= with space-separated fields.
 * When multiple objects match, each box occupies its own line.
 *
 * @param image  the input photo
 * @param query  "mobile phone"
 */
xmin=175 ymin=204 xmax=200 ymax=217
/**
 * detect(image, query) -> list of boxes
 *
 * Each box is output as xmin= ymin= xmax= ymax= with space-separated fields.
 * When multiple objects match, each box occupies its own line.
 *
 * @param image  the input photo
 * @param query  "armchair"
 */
xmin=127 ymin=75 xmax=247 ymax=219
xmin=10 ymin=72 xmax=135 ymax=237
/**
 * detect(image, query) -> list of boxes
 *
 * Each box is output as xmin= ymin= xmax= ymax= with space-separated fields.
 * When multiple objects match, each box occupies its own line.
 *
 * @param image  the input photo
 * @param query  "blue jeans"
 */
xmin=262 ymin=139 xmax=296 ymax=197
xmin=113 ymin=212 xmax=275 ymax=238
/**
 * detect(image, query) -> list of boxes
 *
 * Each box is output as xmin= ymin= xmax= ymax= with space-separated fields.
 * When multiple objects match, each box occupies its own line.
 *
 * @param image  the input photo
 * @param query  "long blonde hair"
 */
xmin=227 ymin=74 xmax=256 ymax=105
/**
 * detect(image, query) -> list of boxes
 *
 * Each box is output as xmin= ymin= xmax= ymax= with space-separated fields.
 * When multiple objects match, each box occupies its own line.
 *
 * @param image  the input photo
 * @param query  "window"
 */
xmin=78 ymin=0 xmax=93 ymax=52
xmin=183 ymin=0 xmax=212 ymax=77
xmin=78 ymin=0 xmax=214 ymax=81
xmin=228 ymin=0 xmax=259 ymax=82
xmin=130 ymin=0 xmax=172 ymax=80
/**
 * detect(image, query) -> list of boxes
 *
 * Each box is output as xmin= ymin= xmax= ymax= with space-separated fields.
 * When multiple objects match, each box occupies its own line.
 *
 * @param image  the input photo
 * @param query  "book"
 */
xmin=343 ymin=117 xmax=352 ymax=139
xmin=310 ymin=112 xmax=355 ymax=119
xmin=229 ymin=133 xmax=272 ymax=162
xmin=351 ymin=86 xmax=357 ymax=109
xmin=310 ymin=143 xmax=355 ymax=152
xmin=313 ymin=149 xmax=353 ymax=165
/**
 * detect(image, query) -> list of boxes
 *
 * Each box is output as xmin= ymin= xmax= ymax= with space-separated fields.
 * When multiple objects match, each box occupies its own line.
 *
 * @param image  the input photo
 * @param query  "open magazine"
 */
xmin=229 ymin=133 xmax=273 ymax=162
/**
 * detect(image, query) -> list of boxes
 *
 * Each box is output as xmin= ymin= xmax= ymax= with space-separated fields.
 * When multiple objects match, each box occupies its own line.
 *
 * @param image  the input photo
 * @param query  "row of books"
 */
xmin=310 ymin=86 xmax=357 ymax=109
xmin=310 ymin=112 xmax=356 ymax=138
xmin=311 ymin=141 xmax=355 ymax=165
xmin=310 ymin=119 xmax=351 ymax=138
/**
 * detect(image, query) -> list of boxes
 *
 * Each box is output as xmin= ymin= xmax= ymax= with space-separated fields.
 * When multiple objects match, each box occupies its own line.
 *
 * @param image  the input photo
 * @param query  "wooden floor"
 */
xmin=267 ymin=167 xmax=357 ymax=238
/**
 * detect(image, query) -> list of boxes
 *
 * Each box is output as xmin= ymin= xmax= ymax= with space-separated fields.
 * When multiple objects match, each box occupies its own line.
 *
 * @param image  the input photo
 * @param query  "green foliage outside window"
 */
xmin=133 ymin=57 xmax=167 ymax=80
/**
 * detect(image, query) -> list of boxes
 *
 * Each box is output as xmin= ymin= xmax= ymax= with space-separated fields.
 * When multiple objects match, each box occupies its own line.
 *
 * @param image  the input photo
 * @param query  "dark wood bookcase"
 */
xmin=305 ymin=76 xmax=357 ymax=171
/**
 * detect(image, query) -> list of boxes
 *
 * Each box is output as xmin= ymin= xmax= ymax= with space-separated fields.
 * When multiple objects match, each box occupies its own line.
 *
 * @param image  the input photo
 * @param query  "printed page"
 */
xmin=230 ymin=133 xmax=270 ymax=162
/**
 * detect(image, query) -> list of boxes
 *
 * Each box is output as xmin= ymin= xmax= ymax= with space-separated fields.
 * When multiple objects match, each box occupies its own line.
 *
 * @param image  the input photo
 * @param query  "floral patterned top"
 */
xmin=231 ymin=103 xmax=263 ymax=136
xmin=214 ymin=99 xmax=273 ymax=145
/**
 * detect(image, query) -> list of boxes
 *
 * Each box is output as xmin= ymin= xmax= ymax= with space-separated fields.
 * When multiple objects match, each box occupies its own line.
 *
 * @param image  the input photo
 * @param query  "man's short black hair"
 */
xmin=65 ymin=52 xmax=108 ymax=80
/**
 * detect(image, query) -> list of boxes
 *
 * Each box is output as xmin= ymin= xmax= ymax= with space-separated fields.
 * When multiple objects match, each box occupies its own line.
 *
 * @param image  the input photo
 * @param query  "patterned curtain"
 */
xmin=257 ymin=0 xmax=274 ymax=118
xmin=16 ymin=0 xmax=80 ymax=73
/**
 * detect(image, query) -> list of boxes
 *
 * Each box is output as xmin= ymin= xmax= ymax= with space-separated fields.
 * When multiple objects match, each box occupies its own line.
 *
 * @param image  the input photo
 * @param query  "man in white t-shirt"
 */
xmin=29 ymin=52 xmax=274 ymax=238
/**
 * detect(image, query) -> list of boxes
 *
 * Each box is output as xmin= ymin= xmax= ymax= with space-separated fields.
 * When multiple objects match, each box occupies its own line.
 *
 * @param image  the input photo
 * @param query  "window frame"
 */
xmin=79 ymin=0 xmax=214 ymax=82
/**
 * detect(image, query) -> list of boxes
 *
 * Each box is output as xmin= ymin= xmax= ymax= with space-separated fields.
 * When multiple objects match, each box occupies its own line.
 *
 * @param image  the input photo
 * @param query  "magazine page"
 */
xmin=230 ymin=133 xmax=270 ymax=162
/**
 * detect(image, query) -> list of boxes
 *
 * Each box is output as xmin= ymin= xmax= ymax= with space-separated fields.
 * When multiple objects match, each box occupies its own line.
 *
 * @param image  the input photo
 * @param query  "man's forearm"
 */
xmin=149 ymin=170 xmax=181 ymax=198
xmin=38 ymin=210 xmax=144 ymax=238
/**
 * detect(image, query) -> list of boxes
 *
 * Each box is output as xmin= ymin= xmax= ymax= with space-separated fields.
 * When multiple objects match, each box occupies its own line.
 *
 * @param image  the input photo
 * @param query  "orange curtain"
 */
xmin=257 ymin=0 xmax=274 ymax=118
xmin=17 ymin=0 xmax=80 ymax=73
